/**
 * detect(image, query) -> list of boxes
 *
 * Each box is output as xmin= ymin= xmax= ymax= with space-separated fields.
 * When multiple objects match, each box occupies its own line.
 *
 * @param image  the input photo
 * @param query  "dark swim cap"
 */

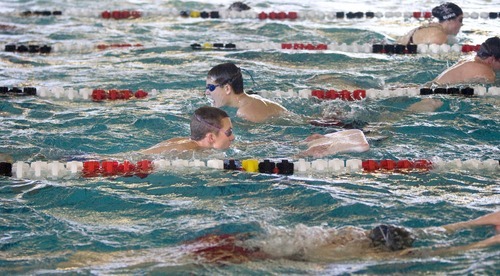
xmin=477 ymin=37 xmax=500 ymax=60
xmin=228 ymin=2 xmax=251 ymax=11
xmin=369 ymin=224 xmax=415 ymax=251
xmin=432 ymin=2 xmax=463 ymax=21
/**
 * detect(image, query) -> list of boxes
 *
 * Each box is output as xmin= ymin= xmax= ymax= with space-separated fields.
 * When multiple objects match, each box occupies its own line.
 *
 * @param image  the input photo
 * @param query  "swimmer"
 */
xmin=139 ymin=106 xmax=235 ymax=155
xmin=433 ymin=37 xmax=500 ymax=85
xmin=206 ymin=63 xmax=288 ymax=123
xmin=299 ymin=129 xmax=370 ymax=158
xmin=397 ymin=2 xmax=463 ymax=45
xmin=192 ymin=210 xmax=500 ymax=263
xmin=56 ymin=210 xmax=500 ymax=268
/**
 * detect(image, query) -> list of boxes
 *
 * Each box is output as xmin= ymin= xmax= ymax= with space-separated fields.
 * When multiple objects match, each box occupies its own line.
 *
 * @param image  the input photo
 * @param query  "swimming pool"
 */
xmin=1 ymin=0 xmax=499 ymax=274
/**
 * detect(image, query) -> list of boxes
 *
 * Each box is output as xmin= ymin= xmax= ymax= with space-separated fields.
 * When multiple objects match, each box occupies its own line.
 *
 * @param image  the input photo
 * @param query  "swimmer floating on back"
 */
xmin=397 ymin=2 xmax=463 ymax=45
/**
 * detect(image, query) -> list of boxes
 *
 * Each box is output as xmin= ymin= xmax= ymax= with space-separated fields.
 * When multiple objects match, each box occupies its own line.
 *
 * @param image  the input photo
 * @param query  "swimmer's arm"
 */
xmin=399 ymin=234 xmax=500 ymax=259
xmin=441 ymin=211 xmax=500 ymax=234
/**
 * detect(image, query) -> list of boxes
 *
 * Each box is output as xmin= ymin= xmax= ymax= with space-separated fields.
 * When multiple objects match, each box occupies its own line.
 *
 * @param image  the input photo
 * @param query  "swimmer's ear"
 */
xmin=205 ymin=132 xmax=217 ymax=143
xmin=223 ymin=83 xmax=232 ymax=95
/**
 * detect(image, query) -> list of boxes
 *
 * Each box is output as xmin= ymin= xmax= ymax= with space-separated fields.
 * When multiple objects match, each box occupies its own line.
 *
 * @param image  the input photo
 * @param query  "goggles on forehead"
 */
xmin=195 ymin=114 xmax=233 ymax=137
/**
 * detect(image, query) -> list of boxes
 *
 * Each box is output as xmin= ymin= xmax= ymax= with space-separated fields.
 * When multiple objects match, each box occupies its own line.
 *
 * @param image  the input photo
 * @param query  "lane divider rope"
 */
xmin=0 ymin=87 xmax=155 ymax=101
xmin=2 ymin=42 xmax=480 ymax=56
xmin=189 ymin=42 xmax=481 ymax=55
xmin=1 ymin=86 xmax=499 ymax=101
xmin=5 ymin=9 xmax=500 ymax=21
xmin=1 ymin=158 xmax=497 ymax=179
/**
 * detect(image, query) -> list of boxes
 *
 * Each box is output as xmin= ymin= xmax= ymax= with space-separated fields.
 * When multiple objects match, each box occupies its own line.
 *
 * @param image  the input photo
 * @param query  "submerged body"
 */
xmin=301 ymin=129 xmax=370 ymax=157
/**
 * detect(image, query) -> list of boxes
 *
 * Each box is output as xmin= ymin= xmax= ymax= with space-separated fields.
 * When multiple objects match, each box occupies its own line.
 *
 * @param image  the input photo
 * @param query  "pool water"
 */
xmin=1 ymin=0 xmax=499 ymax=274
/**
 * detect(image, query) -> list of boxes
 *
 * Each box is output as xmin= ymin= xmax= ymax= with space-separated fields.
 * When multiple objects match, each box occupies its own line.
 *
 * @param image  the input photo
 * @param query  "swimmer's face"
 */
xmin=212 ymin=117 xmax=235 ymax=150
xmin=206 ymin=78 xmax=228 ymax=108
xmin=449 ymin=15 xmax=464 ymax=35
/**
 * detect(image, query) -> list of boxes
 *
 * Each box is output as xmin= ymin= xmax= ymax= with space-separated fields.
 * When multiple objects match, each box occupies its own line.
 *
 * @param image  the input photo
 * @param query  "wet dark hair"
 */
xmin=368 ymin=224 xmax=415 ymax=251
xmin=190 ymin=106 xmax=229 ymax=141
xmin=207 ymin=63 xmax=244 ymax=94
xmin=228 ymin=2 xmax=251 ymax=12
xmin=432 ymin=2 xmax=463 ymax=22
xmin=477 ymin=37 xmax=500 ymax=60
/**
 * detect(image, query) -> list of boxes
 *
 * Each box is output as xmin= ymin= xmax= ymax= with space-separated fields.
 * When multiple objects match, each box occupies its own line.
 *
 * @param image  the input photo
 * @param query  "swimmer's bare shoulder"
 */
xmin=139 ymin=138 xmax=199 ymax=154
xmin=238 ymin=96 xmax=287 ymax=123
xmin=435 ymin=60 xmax=495 ymax=85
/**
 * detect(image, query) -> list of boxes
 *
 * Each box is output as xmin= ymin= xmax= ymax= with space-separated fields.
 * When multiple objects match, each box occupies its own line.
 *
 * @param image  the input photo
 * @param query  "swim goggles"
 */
xmin=195 ymin=114 xmax=233 ymax=137
xmin=206 ymin=83 xmax=221 ymax=92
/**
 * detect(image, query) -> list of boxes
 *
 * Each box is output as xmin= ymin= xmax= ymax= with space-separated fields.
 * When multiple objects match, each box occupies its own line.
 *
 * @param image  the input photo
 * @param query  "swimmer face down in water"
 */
xmin=56 ymin=210 xmax=500 ymax=268
xmin=188 ymin=210 xmax=500 ymax=264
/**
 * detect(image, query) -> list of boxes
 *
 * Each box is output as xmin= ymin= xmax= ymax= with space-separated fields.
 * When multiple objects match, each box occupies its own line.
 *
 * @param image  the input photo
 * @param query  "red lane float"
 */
xmin=83 ymin=160 xmax=152 ymax=177
xmin=101 ymin=10 xmax=142 ymax=19
xmin=91 ymin=89 xmax=148 ymax=101
xmin=362 ymin=159 xmax=432 ymax=172
xmin=258 ymin=11 xmax=298 ymax=20
xmin=311 ymin=89 xmax=366 ymax=101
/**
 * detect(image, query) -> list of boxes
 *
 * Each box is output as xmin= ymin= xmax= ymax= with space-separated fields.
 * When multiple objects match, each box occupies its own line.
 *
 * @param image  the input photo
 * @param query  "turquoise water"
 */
xmin=1 ymin=0 xmax=499 ymax=274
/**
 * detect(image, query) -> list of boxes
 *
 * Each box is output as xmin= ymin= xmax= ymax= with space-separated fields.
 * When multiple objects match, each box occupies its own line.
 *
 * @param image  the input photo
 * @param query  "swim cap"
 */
xmin=477 ymin=37 xmax=500 ymax=60
xmin=368 ymin=224 xmax=415 ymax=251
xmin=228 ymin=2 xmax=251 ymax=12
xmin=432 ymin=2 xmax=463 ymax=21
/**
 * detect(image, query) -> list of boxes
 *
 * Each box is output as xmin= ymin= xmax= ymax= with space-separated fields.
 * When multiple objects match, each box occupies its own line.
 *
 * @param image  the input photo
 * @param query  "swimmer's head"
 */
xmin=432 ymin=2 xmax=463 ymax=22
xmin=477 ymin=37 xmax=500 ymax=60
xmin=368 ymin=224 xmax=415 ymax=251
xmin=190 ymin=106 xmax=233 ymax=145
xmin=207 ymin=63 xmax=244 ymax=94
xmin=228 ymin=2 xmax=251 ymax=12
